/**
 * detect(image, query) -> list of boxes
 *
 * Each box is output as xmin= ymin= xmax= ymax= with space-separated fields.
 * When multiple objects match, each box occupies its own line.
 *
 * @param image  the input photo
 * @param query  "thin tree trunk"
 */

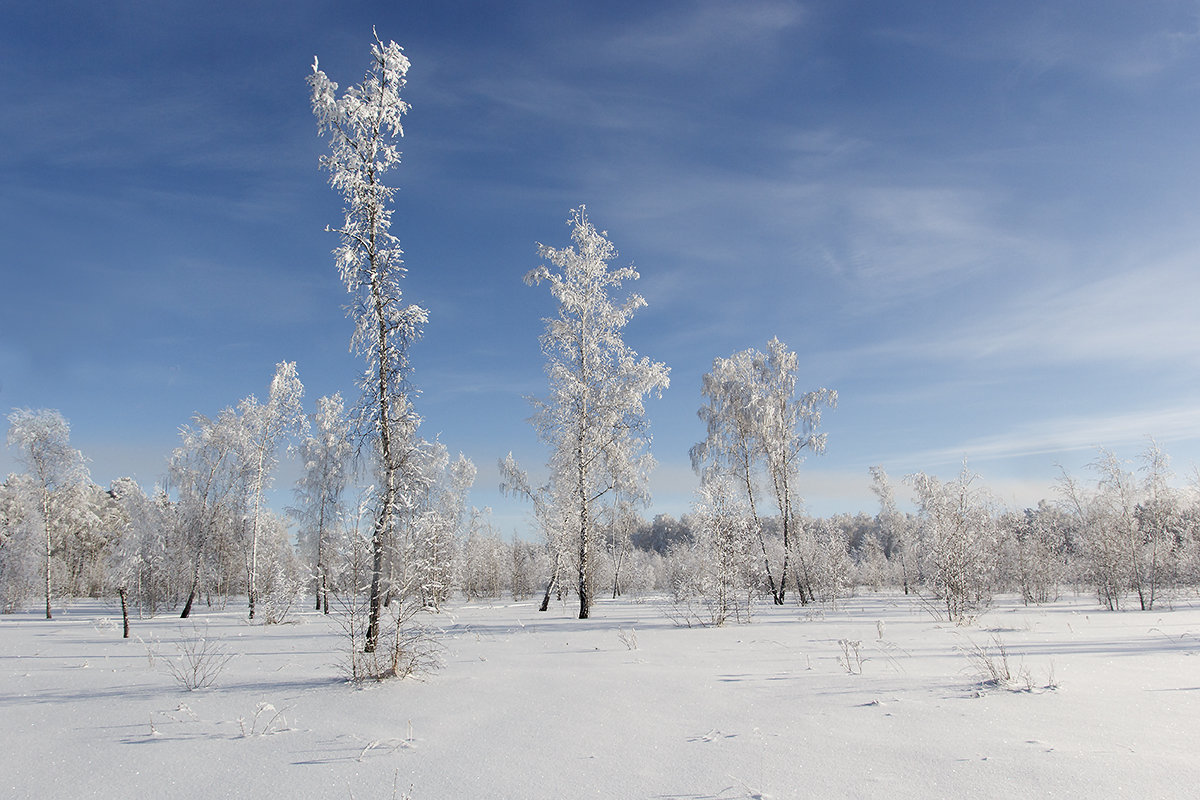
xmin=181 ymin=553 xmax=202 ymax=619
xmin=365 ymin=507 xmax=388 ymax=652
xmin=739 ymin=453 xmax=780 ymax=603
xmin=577 ymin=441 xmax=591 ymax=620
xmin=181 ymin=588 xmax=196 ymax=618
xmin=247 ymin=438 xmax=275 ymax=621
xmin=365 ymin=198 xmax=397 ymax=653
xmin=119 ymin=586 xmax=130 ymax=638
xmin=43 ymin=492 xmax=52 ymax=619
xmin=314 ymin=500 xmax=327 ymax=612
xmin=538 ymin=542 xmax=562 ymax=611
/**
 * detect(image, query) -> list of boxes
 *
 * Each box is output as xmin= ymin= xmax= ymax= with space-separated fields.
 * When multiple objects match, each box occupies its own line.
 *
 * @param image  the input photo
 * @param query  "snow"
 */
xmin=3 ymin=593 xmax=1198 ymax=798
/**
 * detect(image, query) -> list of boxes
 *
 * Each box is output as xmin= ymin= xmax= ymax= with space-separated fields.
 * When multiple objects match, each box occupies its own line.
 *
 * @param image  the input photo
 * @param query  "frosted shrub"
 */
xmin=257 ymin=564 xmax=303 ymax=625
xmin=338 ymin=591 xmax=441 ymax=682
xmin=690 ymin=474 xmax=758 ymax=625
xmin=909 ymin=465 xmax=998 ymax=624
xmin=161 ymin=623 xmax=234 ymax=691
xmin=794 ymin=517 xmax=854 ymax=604
xmin=336 ymin=534 xmax=441 ymax=682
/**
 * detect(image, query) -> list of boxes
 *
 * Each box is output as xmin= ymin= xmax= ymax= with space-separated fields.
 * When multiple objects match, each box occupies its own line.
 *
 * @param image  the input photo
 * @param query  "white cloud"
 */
xmin=610 ymin=0 xmax=805 ymax=66
xmin=829 ymin=184 xmax=1038 ymax=290
xmin=910 ymin=248 xmax=1200 ymax=367
xmin=904 ymin=406 xmax=1200 ymax=467
xmin=875 ymin=6 xmax=1200 ymax=86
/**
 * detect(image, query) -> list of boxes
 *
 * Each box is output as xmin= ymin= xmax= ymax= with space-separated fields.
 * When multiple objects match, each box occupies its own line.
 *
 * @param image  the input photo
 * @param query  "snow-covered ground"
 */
xmin=3 ymin=592 xmax=1198 ymax=799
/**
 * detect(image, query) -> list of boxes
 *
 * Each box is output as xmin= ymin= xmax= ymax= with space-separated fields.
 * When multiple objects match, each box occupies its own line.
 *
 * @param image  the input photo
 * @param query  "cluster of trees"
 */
xmin=0 ymin=365 xmax=477 ymax=637
xmin=661 ymin=444 xmax=1200 ymax=625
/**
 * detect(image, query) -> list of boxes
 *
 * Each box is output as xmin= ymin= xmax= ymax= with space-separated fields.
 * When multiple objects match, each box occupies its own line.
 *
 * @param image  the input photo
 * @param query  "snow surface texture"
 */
xmin=3 ymin=594 xmax=1198 ymax=798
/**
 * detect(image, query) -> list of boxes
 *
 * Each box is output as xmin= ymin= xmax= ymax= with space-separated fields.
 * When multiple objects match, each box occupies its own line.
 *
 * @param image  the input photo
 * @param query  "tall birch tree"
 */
xmin=524 ymin=207 xmax=669 ymax=619
xmin=310 ymin=32 xmax=426 ymax=651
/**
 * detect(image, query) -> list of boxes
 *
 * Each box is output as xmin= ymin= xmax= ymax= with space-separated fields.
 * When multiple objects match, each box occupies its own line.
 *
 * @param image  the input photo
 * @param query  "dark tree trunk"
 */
xmin=119 ymin=586 xmax=130 ymax=639
xmin=365 ymin=527 xmax=386 ymax=653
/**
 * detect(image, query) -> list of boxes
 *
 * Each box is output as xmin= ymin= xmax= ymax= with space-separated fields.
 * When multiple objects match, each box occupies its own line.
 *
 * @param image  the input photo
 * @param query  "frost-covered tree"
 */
xmin=1059 ymin=443 xmax=1189 ymax=611
xmin=690 ymin=473 xmax=758 ymax=625
xmin=237 ymin=361 xmax=306 ymax=620
xmin=108 ymin=477 xmax=172 ymax=635
xmin=31 ymin=478 xmax=108 ymax=602
xmin=311 ymin=33 xmax=428 ymax=651
xmin=793 ymin=516 xmax=854 ymax=603
xmin=408 ymin=446 xmax=475 ymax=609
xmin=510 ymin=538 xmax=548 ymax=601
xmin=1134 ymin=440 xmax=1184 ymax=610
xmin=869 ymin=465 xmax=915 ymax=594
xmin=6 ymin=409 xmax=90 ymax=619
xmin=499 ymin=452 xmax=572 ymax=611
xmin=523 ymin=207 xmax=670 ymax=619
xmin=251 ymin=509 xmax=305 ymax=625
xmin=460 ymin=508 xmax=508 ymax=600
xmin=106 ymin=478 xmax=141 ymax=637
xmin=292 ymin=393 xmax=353 ymax=613
xmin=908 ymin=464 xmax=999 ymax=623
xmin=0 ymin=473 xmax=40 ymax=613
xmin=691 ymin=339 xmax=835 ymax=605
xmin=998 ymin=502 xmax=1067 ymax=606
xmin=170 ymin=407 xmax=250 ymax=618
xmin=602 ymin=496 xmax=641 ymax=599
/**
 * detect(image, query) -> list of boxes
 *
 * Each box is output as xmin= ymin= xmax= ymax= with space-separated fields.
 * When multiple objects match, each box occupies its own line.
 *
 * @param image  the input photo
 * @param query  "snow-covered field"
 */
xmin=4 ymin=592 xmax=1198 ymax=799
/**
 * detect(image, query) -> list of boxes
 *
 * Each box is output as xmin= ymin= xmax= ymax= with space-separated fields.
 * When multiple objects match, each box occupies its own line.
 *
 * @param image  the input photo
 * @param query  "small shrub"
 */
xmin=337 ymin=592 xmax=442 ymax=682
xmin=960 ymin=634 xmax=1057 ymax=693
xmin=837 ymin=638 xmax=864 ymax=674
xmin=161 ymin=623 xmax=234 ymax=691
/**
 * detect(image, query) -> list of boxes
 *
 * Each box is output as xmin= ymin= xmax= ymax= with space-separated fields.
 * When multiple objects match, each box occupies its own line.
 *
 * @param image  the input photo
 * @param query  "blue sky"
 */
xmin=3 ymin=0 xmax=1200 ymax=533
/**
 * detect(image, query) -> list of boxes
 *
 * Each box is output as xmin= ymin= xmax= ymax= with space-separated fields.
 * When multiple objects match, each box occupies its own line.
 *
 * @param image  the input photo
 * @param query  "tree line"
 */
xmin=5 ymin=394 xmax=1197 ymax=633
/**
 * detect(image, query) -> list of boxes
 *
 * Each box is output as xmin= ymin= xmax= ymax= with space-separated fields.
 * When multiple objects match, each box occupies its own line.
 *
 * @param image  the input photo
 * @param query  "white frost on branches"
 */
xmin=522 ymin=207 xmax=670 ymax=619
xmin=691 ymin=338 xmax=836 ymax=605
xmin=238 ymin=361 xmax=306 ymax=620
xmin=6 ymin=409 xmax=89 ymax=619
xmin=310 ymin=31 xmax=427 ymax=652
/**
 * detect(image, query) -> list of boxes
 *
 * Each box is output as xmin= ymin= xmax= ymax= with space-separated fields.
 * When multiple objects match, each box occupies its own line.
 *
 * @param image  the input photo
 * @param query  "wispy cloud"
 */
xmin=903 ymin=406 xmax=1200 ymax=468
xmin=903 ymin=248 xmax=1200 ymax=367
xmin=825 ymin=184 xmax=1038 ymax=290
xmin=610 ymin=0 xmax=805 ymax=67
xmin=871 ymin=2 xmax=1200 ymax=85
